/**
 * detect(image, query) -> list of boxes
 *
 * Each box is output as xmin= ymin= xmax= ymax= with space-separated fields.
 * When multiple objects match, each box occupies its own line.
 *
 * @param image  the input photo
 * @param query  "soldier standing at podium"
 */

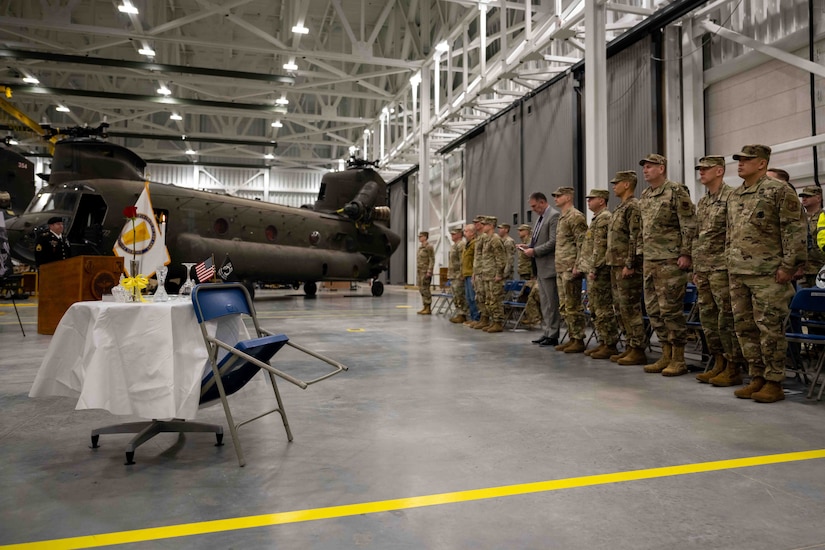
xmin=35 ymin=216 xmax=71 ymax=268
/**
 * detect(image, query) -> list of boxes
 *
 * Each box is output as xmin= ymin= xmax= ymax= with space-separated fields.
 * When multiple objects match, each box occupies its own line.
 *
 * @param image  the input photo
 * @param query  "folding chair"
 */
xmin=785 ymin=287 xmax=825 ymax=400
xmin=432 ymin=281 xmax=454 ymax=315
xmin=683 ymin=283 xmax=710 ymax=370
xmin=502 ymin=280 xmax=527 ymax=330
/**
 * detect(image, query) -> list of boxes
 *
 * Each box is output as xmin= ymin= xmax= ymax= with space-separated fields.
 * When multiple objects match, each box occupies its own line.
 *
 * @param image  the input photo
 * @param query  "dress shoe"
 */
xmin=532 ymin=336 xmax=548 ymax=344
xmin=540 ymin=337 xmax=559 ymax=346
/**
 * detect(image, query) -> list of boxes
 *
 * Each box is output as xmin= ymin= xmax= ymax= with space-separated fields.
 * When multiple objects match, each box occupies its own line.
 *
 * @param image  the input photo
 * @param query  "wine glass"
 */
xmin=153 ymin=265 xmax=170 ymax=302
xmin=180 ymin=262 xmax=196 ymax=295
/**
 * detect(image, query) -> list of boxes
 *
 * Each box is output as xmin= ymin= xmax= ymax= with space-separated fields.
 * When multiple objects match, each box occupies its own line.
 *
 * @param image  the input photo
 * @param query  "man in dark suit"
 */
xmin=518 ymin=192 xmax=561 ymax=346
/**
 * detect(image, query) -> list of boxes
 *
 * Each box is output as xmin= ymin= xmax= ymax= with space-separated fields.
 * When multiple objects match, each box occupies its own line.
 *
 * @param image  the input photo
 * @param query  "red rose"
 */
xmin=123 ymin=206 xmax=138 ymax=219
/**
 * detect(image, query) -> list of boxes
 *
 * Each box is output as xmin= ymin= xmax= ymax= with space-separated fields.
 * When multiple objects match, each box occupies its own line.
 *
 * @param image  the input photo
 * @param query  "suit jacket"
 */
xmin=533 ymin=205 xmax=560 ymax=278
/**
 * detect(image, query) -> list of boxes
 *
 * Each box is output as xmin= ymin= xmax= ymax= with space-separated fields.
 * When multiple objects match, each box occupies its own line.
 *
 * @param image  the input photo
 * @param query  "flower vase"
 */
xmin=153 ymin=265 xmax=170 ymax=302
xmin=129 ymin=259 xmax=140 ymax=302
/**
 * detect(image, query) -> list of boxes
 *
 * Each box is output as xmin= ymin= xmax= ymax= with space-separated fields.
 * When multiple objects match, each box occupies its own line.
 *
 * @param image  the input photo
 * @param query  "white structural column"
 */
xmin=584 ymin=0 xmax=607 ymax=195
xmin=419 ymin=67 xmax=431 ymax=237
xmin=681 ymin=18 xmax=705 ymax=198
xmin=663 ymin=26 xmax=684 ymax=189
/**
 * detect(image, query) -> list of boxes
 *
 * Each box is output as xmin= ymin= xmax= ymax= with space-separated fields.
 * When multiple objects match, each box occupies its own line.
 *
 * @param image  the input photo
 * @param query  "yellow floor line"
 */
xmin=4 ymin=449 xmax=825 ymax=550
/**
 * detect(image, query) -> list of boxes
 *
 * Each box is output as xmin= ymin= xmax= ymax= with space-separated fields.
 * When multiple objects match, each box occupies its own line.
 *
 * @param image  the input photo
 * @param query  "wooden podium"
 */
xmin=38 ymin=255 xmax=124 ymax=335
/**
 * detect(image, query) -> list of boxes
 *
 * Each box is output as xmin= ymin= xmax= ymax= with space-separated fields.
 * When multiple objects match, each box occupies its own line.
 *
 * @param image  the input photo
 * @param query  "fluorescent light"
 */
xmin=157 ymin=85 xmax=171 ymax=96
xmin=56 ymin=105 xmax=70 ymax=112
xmin=8 ymin=139 xmax=18 ymax=145
xmin=22 ymin=76 xmax=39 ymax=84
xmin=271 ymin=120 xmax=283 ymax=128
xmin=117 ymin=2 xmax=139 ymax=14
xmin=275 ymin=96 xmax=289 ymax=105
xmin=283 ymin=61 xmax=298 ymax=71
xmin=170 ymin=113 xmax=182 ymax=121
xmin=292 ymin=24 xmax=309 ymax=34
xmin=185 ymin=148 xmax=197 ymax=155
xmin=409 ymin=72 xmax=421 ymax=86
xmin=138 ymin=47 xmax=155 ymax=57
xmin=435 ymin=41 xmax=450 ymax=53
xmin=264 ymin=153 xmax=275 ymax=160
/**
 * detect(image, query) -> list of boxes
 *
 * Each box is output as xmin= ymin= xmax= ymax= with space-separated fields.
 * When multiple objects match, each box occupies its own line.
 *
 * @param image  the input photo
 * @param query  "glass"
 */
xmin=180 ymin=263 xmax=196 ymax=295
xmin=153 ymin=265 xmax=170 ymax=302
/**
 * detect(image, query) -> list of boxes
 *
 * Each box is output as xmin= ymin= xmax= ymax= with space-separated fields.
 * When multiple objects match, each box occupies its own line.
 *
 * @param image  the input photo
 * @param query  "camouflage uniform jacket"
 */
xmin=726 ymin=175 xmax=807 ymax=276
xmin=805 ymin=209 xmax=825 ymax=274
xmin=605 ymin=198 xmax=643 ymax=270
xmin=480 ymin=233 xmax=506 ymax=280
xmin=501 ymin=235 xmax=516 ymax=278
xmin=639 ymin=179 xmax=696 ymax=260
xmin=461 ymin=236 xmax=476 ymax=277
xmin=417 ymin=243 xmax=435 ymax=273
xmin=518 ymin=234 xmax=532 ymax=275
xmin=555 ymin=207 xmax=587 ymax=272
xmin=448 ymin=239 xmax=465 ymax=279
xmin=473 ymin=232 xmax=489 ymax=275
xmin=692 ymin=184 xmax=734 ymax=273
xmin=577 ymin=208 xmax=611 ymax=274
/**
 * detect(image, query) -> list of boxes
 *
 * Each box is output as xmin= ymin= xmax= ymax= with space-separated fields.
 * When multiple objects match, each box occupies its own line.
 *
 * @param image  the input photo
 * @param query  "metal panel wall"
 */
xmin=388 ymin=178 xmax=408 ymax=286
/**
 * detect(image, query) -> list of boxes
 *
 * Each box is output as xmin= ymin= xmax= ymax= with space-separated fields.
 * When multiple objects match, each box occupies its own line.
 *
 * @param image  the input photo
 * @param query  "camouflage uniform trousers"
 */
xmin=643 ymin=258 xmax=688 ymax=346
xmin=474 ymin=276 xmax=489 ymax=319
xmin=483 ymin=279 xmax=505 ymax=323
xmin=610 ymin=266 xmax=646 ymax=348
xmin=451 ymin=277 xmax=468 ymax=315
xmin=694 ymin=270 xmax=744 ymax=362
xmin=557 ymin=270 xmax=587 ymax=340
xmin=729 ymin=274 xmax=794 ymax=382
xmin=418 ymin=271 xmax=432 ymax=306
xmin=521 ymin=280 xmax=542 ymax=325
xmin=588 ymin=267 xmax=619 ymax=346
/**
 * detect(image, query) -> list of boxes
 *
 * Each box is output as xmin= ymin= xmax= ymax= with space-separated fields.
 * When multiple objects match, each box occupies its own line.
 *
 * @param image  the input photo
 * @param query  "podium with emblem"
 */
xmin=37 ymin=255 xmax=124 ymax=335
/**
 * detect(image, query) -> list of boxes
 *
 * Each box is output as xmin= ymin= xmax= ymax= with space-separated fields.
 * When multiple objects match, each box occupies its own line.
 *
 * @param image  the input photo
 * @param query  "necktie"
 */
xmin=530 ymin=215 xmax=543 ymax=247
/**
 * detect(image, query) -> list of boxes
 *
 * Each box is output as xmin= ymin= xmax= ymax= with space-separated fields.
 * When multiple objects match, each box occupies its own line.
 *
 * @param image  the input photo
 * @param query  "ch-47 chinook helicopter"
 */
xmin=5 ymin=125 xmax=400 ymax=298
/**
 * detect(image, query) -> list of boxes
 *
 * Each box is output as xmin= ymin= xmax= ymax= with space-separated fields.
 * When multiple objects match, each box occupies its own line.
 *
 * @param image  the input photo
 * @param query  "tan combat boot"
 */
xmin=585 ymin=343 xmax=605 ymax=357
xmin=618 ymin=347 xmax=648 ymax=366
xmin=564 ymin=339 xmax=586 ymax=353
xmin=485 ymin=322 xmax=503 ymax=333
xmin=734 ymin=376 xmax=766 ymax=399
xmin=610 ymin=348 xmax=631 ymax=362
xmin=751 ymin=380 xmax=785 ymax=403
xmin=710 ymin=362 xmax=744 ymax=387
xmin=474 ymin=316 xmax=490 ymax=330
xmin=662 ymin=345 xmax=688 ymax=376
xmin=555 ymin=340 xmax=572 ymax=351
xmin=696 ymin=354 xmax=726 ymax=384
xmin=450 ymin=314 xmax=467 ymax=324
xmin=463 ymin=319 xmax=477 ymax=327
xmin=644 ymin=344 xmax=672 ymax=373
xmin=418 ymin=305 xmax=432 ymax=315
xmin=591 ymin=344 xmax=619 ymax=360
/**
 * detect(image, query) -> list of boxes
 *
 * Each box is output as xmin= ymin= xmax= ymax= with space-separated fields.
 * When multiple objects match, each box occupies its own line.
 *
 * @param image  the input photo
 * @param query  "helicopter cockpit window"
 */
xmin=27 ymin=191 xmax=80 ymax=215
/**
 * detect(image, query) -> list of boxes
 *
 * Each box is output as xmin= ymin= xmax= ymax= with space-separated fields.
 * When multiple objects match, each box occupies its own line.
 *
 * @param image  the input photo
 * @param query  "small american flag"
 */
xmin=195 ymin=256 xmax=215 ymax=282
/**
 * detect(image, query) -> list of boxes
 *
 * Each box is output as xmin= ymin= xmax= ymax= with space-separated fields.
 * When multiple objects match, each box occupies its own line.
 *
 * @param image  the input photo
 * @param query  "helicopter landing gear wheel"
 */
xmin=304 ymin=281 xmax=317 ymax=297
xmin=371 ymin=280 xmax=384 ymax=297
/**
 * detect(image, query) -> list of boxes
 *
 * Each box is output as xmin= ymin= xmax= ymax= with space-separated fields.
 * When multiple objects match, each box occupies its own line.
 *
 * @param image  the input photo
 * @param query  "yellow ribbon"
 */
xmin=122 ymin=275 xmax=149 ymax=303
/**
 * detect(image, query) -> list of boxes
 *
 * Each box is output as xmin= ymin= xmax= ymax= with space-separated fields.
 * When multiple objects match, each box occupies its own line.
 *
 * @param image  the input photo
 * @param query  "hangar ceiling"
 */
xmin=0 ymin=0 xmax=674 ymax=176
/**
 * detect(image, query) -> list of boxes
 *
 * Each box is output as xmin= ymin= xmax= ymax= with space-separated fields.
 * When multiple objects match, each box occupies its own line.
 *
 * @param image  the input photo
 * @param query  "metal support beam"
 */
xmin=663 ymin=26 xmax=684 ymax=190
xmin=681 ymin=18 xmax=705 ymax=197
xmin=584 ymin=0 xmax=607 ymax=199
xmin=419 ymin=67 xmax=431 ymax=239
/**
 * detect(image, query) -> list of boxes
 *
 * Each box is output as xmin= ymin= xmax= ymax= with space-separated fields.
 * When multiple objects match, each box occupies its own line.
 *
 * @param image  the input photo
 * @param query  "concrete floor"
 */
xmin=1 ymin=286 xmax=824 ymax=550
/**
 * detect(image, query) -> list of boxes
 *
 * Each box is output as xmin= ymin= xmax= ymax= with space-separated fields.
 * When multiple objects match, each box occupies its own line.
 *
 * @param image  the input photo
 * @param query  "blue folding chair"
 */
xmin=785 ymin=287 xmax=825 ymax=400
xmin=192 ymin=283 xmax=348 ymax=466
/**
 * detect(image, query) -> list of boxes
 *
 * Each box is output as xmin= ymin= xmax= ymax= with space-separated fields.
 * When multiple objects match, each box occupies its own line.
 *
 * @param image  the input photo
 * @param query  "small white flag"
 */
xmin=113 ymin=182 xmax=170 ymax=276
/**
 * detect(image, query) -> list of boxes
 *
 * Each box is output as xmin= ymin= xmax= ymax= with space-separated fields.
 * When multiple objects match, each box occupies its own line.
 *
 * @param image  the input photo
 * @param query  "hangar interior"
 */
xmin=1 ymin=0 xmax=825 ymax=548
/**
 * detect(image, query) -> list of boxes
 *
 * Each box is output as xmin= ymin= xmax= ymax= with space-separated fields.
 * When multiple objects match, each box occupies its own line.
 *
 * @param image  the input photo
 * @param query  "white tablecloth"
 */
xmin=29 ymin=300 xmax=247 ymax=419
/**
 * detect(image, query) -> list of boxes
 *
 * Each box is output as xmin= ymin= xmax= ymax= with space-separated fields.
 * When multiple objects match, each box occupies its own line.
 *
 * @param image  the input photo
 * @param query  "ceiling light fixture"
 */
xmin=435 ymin=41 xmax=450 ymax=53
xmin=170 ymin=113 xmax=182 ymax=121
xmin=138 ymin=47 xmax=155 ymax=57
xmin=271 ymin=120 xmax=283 ymax=128
xmin=264 ymin=153 xmax=275 ymax=160
xmin=157 ymin=85 xmax=171 ymax=96
xmin=117 ymin=2 xmax=139 ymax=14
xmin=275 ymin=96 xmax=289 ymax=105
xmin=292 ymin=24 xmax=309 ymax=34
xmin=22 ymin=75 xmax=39 ymax=84
xmin=8 ymin=139 xmax=18 ymax=145
xmin=283 ymin=60 xmax=298 ymax=71
xmin=185 ymin=148 xmax=197 ymax=155
xmin=56 ymin=105 xmax=70 ymax=112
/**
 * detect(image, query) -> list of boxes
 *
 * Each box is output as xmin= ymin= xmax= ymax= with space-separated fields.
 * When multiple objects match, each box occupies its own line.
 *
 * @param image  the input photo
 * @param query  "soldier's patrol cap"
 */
xmin=694 ymin=155 xmax=726 ymax=170
xmin=472 ymin=215 xmax=484 ymax=223
xmin=518 ymin=223 xmax=532 ymax=231
xmin=639 ymin=154 xmax=667 ymax=166
xmin=586 ymin=189 xmax=610 ymax=200
xmin=449 ymin=227 xmax=463 ymax=234
xmin=551 ymin=186 xmax=575 ymax=197
xmin=799 ymin=186 xmax=822 ymax=197
xmin=47 ymin=216 xmax=63 ymax=225
xmin=418 ymin=231 xmax=429 ymax=238
xmin=482 ymin=216 xmax=497 ymax=225
xmin=610 ymin=170 xmax=637 ymax=184
xmin=497 ymin=223 xmax=510 ymax=230
xmin=732 ymin=144 xmax=772 ymax=161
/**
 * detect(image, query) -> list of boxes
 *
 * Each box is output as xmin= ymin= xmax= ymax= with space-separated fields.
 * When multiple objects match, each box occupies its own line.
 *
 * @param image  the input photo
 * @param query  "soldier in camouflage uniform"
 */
xmin=517 ymin=223 xmax=542 ymax=327
xmin=469 ymin=215 xmax=491 ymax=329
xmin=638 ymin=154 xmax=696 ymax=376
xmin=552 ymin=187 xmax=588 ymax=353
xmin=516 ymin=224 xmax=534 ymax=279
xmin=416 ymin=231 xmax=435 ymax=315
xmin=691 ymin=156 xmax=746 ymax=387
xmin=606 ymin=171 xmax=647 ymax=365
xmin=798 ymin=186 xmax=825 ymax=288
xmin=448 ymin=227 xmax=468 ymax=323
xmin=727 ymin=144 xmax=807 ymax=403
xmin=479 ymin=216 xmax=507 ymax=332
xmin=498 ymin=224 xmax=517 ymax=280
xmin=577 ymin=189 xmax=619 ymax=359
xmin=462 ymin=224 xmax=480 ymax=324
